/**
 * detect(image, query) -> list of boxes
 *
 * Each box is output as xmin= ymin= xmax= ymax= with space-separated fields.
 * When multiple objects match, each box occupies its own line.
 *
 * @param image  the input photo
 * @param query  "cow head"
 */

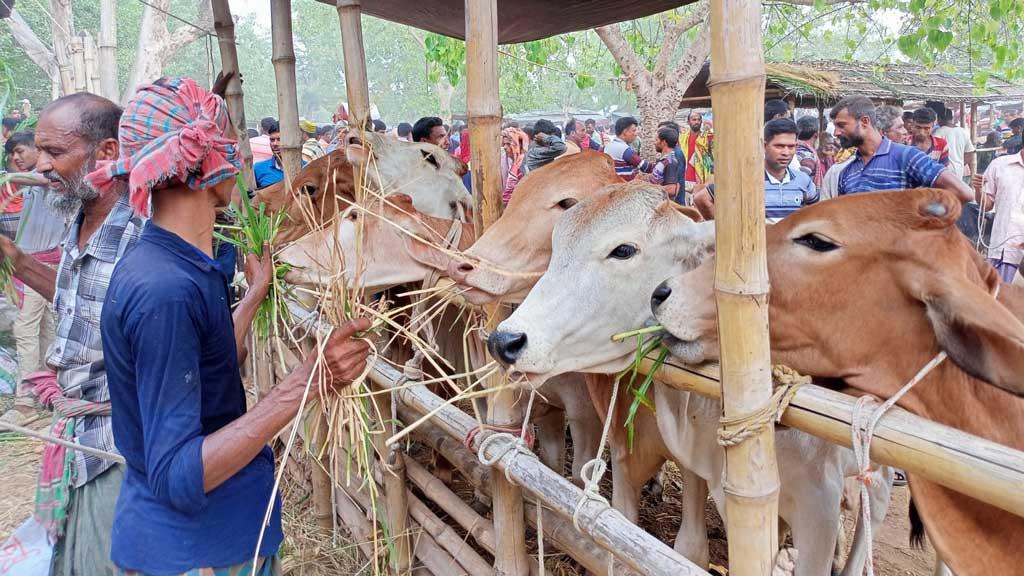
xmin=448 ymin=151 xmax=619 ymax=305
xmin=487 ymin=183 xmax=713 ymax=388
xmin=278 ymin=193 xmax=475 ymax=292
xmin=254 ymin=149 xmax=355 ymax=245
xmin=348 ymin=132 xmax=471 ymax=221
xmin=653 ymin=188 xmax=1024 ymax=400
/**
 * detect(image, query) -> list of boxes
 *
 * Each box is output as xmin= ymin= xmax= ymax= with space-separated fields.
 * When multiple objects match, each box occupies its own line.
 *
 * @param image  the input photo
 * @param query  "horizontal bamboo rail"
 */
xmin=370 ymin=362 xmax=711 ymax=576
xmin=642 ymin=359 xmax=1024 ymax=518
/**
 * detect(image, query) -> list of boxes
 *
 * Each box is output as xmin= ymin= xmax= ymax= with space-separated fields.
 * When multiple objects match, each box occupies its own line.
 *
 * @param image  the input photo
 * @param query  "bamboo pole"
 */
xmin=642 ymin=358 xmax=1024 ymax=518
xmin=269 ymin=0 xmax=303 ymax=179
xmin=371 ymin=386 xmax=413 ymax=573
xmin=372 ymin=366 xmax=710 ymax=576
xmin=83 ymin=33 xmax=99 ymax=94
xmin=50 ymin=0 xmax=75 ymax=95
xmin=405 ymin=454 xmax=497 ymax=553
xmin=464 ymin=2 xmax=530 ymax=575
xmin=211 ymin=0 xmax=255 ymax=191
xmin=336 ymin=0 xmax=371 ymax=132
xmin=405 ymin=418 xmax=643 ymax=576
xmin=98 ymin=0 xmax=118 ymax=101
xmin=708 ymin=2 xmax=778 ymax=575
xmin=970 ymin=102 xmax=978 ymax=141
xmin=69 ymin=34 xmax=87 ymax=93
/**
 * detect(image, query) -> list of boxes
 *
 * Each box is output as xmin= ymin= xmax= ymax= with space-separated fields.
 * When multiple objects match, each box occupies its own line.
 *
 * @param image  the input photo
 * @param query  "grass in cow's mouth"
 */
xmin=612 ymin=324 xmax=664 ymax=342
xmin=620 ymin=331 xmax=670 ymax=451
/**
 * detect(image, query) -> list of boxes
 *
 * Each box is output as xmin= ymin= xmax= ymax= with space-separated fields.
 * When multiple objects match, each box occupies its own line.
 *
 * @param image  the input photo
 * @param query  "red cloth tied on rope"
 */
xmin=85 ymin=76 xmax=240 ymax=217
xmin=26 ymin=370 xmax=113 ymax=538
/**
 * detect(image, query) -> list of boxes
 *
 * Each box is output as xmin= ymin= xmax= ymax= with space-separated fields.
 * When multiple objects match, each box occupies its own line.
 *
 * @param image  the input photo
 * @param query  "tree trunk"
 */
xmin=123 ymin=0 xmax=212 ymax=103
xmin=3 ymin=10 xmax=59 ymax=86
xmin=98 ymin=0 xmax=119 ymax=101
xmin=49 ymin=0 xmax=75 ymax=95
xmin=597 ymin=4 xmax=710 ymax=160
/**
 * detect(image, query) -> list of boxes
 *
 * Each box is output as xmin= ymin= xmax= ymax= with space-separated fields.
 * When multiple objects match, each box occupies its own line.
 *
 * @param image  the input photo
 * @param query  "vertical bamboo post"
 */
xmin=958 ymin=102 xmax=966 ymax=129
xmin=817 ymin=99 xmax=826 ymax=148
xmin=69 ymin=34 xmax=87 ymax=93
xmin=970 ymin=102 xmax=978 ymax=141
xmin=270 ymin=0 xmax=303 ymax=179
xmin=211 ymin=0 xmax=256 ymax=191
xmin=336 ymin=0 xmax=371 ymax=132
xmin=98 ymin=0 xmax=118 ymax=101
xmin=708 ymin=2 xmax=780 ymax=576
xmin=370 ymin=386 xmax=412 ymax=573
xmin=465 ymin=2 xmax=530 ymax=575
xmin=83 ymin=33 xmax=100 ymax=94
xmin=50 ymin=0 xmax=75 ymax=95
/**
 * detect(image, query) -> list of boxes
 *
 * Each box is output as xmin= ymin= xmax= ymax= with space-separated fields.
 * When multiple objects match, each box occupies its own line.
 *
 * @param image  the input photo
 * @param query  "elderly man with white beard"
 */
xmin=0 ymin=91 xmax=140 ymax=576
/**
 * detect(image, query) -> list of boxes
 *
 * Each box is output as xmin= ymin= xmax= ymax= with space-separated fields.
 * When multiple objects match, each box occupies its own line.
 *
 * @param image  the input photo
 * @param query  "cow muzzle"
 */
xmin=488 ymin=330 xmax=528 ymax=366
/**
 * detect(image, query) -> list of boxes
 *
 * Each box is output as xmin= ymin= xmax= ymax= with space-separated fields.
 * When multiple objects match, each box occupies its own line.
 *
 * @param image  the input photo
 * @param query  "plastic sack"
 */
xmin=0 ymin=517 xmax=53 ymax=576
xmin=0 ymin=346 xmax=17 ymax=395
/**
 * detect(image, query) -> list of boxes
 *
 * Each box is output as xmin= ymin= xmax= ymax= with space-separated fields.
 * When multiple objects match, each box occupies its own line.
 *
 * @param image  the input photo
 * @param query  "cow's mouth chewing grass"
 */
xmin=614 ymin=324 xmax=670 ymax=450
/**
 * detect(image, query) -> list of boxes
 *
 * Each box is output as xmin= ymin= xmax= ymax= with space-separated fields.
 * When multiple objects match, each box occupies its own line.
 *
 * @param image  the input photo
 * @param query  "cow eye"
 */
xmin=420 ymin=150 xmax=440 ymax=169
xmin=794 ymin=233 xmax=839 ymax=252
xmin=300 ymin=184 xmax=317 ymax=196
xmin=556 ymin=198 xmax=578 ymax=210
xmin=608 ymin=244 xmax=637 ymax=260
xmin=346 ymin=210 xmax=359 ymax=221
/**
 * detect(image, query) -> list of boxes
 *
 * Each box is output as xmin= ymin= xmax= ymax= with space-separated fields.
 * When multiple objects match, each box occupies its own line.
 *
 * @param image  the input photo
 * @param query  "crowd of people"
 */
xmin=0 ymin=72 xmax=1022 ymax=576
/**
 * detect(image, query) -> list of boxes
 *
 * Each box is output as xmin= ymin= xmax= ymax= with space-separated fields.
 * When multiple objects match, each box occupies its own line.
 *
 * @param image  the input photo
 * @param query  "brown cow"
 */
xmin=448 ymin=150 xmax=620 ymax=305
xmin=653 ymin=188 xmax=1024 ymax=576
xmin=254 ymin=133 xmax=471 ymax=245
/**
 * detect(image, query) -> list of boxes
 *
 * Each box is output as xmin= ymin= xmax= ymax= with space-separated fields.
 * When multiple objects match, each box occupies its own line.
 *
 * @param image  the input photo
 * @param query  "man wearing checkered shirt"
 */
xmin=0 ymin=92 xmax=141 ymax=576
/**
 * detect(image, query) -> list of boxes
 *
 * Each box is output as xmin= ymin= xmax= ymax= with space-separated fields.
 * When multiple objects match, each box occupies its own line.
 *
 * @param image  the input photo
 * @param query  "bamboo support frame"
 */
xmin=211 ymin=0 xmax=256 ymax=191
xmin=69 ymin=34 xmax=87 ymax=93
xmin=98 ymin=0 xmax=118 ymax=101
xmin=336 ymin=0 xmax=371 ymax=132
xmin=405 ymin=454 xmax=498 ymax=554
xmin=269 ymin=0 xmax=303 ymax=179
xmin=464 ymin=1 xmax=530 ymax=574
xmin=373 ymin=367 xmax=710 ymax=576
xmin=642 ymin=359 xmax=1024 ymax=518
xmin=83 ymin=33 xmax=99 ymax=94
xmin=371 ymin=386 xmax=413 ymax=572
xmin=708 ymin=2 xmax=778 ymax=575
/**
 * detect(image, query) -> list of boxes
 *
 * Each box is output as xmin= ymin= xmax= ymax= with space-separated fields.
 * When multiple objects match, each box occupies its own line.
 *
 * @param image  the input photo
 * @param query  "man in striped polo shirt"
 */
xmin=829 ymin=95 xmax=975 ymax=202
xmin=604 ymin=116 xmax=652 ymax=181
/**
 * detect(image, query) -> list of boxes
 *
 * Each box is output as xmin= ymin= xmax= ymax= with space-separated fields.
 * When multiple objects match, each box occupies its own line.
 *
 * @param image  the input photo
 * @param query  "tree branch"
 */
xmin=596 ymin=23 xmax=652 ymax=93
xmin=653 ymin=2 xmax=710 ymax=80
xmin=3 ymin=10 xmax=58 ymax=81
xmin=162 ymin=0 xmax=213 ymax=59
xmin=669 ymin=22 xmax=711 ymax=94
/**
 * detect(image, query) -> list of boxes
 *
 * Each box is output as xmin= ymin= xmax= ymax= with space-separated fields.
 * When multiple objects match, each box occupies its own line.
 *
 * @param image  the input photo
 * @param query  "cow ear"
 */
xmin=673 ymin=220 xmax=716 ymax=270
xmin=671 ymin=204 xmax=704 ymax=223
xmin=922 ymin=271 xmax=1024 ymax=398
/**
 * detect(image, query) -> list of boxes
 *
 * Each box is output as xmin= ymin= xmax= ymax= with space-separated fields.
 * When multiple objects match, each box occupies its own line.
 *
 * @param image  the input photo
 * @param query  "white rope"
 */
xmin=572 ymin=375 xmax=620 ymax=531
xmin=849 ymin=281 xmax=1000 ymax=575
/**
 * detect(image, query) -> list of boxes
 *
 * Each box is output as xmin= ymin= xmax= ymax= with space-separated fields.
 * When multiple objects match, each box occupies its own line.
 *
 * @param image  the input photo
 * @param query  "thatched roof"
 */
xmin=681 ymin=60 xmax=1024 ymax=108
xmin=316 ymin=0 xmax=697 ymax=44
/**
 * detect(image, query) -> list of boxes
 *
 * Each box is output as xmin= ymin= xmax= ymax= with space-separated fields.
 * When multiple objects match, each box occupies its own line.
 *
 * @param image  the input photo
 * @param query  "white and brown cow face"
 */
xmin=347 ymin=132 xmax=472 ymax=221
xmin=487 ymin=183 xmax=714 ymax=388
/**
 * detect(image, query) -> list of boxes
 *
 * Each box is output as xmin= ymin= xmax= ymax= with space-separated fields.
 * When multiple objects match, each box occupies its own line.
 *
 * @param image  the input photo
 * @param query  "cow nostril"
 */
xmin=487 ymin=331 xmax=528 ymax=366
xmin=651 ymin=282 xmax=673 ymax=310
xmin=457 ymin=262 xmax=475 ymax=274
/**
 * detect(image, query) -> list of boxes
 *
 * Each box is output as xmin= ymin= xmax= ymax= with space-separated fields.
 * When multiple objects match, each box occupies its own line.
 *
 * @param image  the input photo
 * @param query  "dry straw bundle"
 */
xmin=225 ymin=134 xmax=503 ymax=573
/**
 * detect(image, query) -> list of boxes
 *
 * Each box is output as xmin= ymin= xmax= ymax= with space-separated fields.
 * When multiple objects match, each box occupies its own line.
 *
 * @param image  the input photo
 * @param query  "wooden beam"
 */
xmin=372 ymin=366 xmax=711 ymax=576
xmin=270 ymin=0 xmax=303 ymax=178
xmin=970 ymin=102 xmax=978 ymax=141
xmin=336 ymin=0 xmax=371 ymax=132
xmin=370 ymin=386 xmax=413 ymax=572
xmin=465 ymin=1 xmax=530 ymax=575
xmin=708 ymin=2 xmax=778 ymax=576
xmin=642 ymin=359 xmax=1024 ymax=519
xmin=211 ymin=0 xmax=256 ymax=191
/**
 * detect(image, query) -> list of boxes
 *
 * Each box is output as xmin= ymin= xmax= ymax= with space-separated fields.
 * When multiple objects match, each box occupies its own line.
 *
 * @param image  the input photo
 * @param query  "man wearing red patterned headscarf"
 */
xmin=96 ymin=76 xmax=371 ymax=576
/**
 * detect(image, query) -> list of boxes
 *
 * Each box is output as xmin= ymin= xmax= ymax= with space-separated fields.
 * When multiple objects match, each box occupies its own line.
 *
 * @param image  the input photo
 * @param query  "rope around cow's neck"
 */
xmin=850 ymin=281 xmax=1002 ymax=576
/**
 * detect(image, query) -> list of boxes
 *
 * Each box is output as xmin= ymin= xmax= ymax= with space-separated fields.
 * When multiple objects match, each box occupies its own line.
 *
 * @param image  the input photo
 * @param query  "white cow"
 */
xmin=488 ymin=183 xmax=893 ymax=575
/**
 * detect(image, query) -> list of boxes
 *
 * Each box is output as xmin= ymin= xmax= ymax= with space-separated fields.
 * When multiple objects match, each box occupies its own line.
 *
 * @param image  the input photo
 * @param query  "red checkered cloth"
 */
xmin=85 ymin=76 xmax=240 ymax=217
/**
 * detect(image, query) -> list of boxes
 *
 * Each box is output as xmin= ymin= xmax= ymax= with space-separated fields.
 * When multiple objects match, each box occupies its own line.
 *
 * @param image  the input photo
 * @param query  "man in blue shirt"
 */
xmin=829 ymin=95 xmax=974 ymax=202
xmin=252 ymin=119 xmax=284 ymax=189
xmin=692 ymin=118 xmax=817 ymax=222
xmin=99 ymin=77 xmax=371 ymax=575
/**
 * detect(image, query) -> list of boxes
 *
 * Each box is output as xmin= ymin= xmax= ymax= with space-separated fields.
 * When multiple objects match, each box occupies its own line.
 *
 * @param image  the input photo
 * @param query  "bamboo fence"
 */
xmin=215 ymin=1 xmax=1024 ymax=575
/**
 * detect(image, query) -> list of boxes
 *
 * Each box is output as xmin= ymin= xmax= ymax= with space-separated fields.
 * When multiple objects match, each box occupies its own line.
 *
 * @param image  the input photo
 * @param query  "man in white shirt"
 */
xmin=934 ymin=109 xmax=976 ymax=181
xmin=978 ymin=148 xmax=1024 ymax=283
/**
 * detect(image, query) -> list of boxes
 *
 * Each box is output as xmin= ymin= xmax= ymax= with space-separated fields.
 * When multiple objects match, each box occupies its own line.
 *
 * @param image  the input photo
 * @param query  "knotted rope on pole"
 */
xmin=716 ymin=364 xmax=809 ymax=447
